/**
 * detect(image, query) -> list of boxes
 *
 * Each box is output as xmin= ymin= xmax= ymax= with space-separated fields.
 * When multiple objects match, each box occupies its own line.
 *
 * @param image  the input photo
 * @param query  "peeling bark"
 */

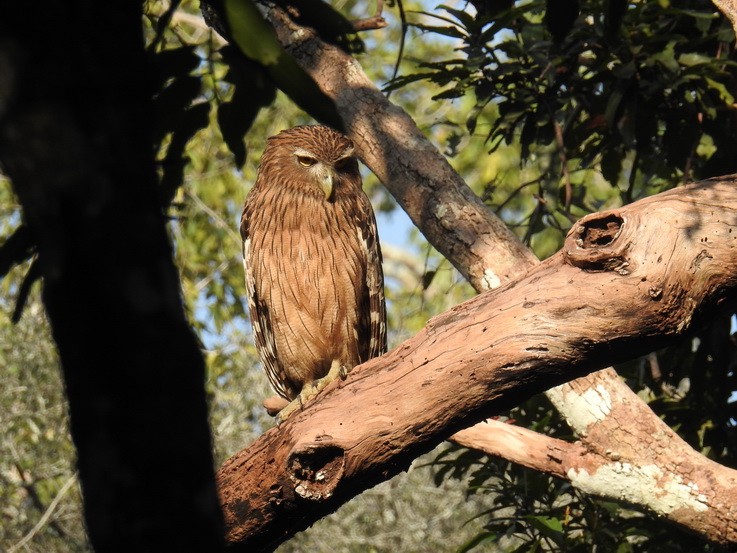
xmin=218 ymin=179 xmax=737 ymax=550
xmin=455 ymin=381 xmax=737 ymax=544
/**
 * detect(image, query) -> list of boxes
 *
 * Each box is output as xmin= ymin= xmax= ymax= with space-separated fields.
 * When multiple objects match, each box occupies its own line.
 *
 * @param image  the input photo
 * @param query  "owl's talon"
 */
xmin=274 ymin=360 xmax=352 ymax=423
xmin=275 ymin=396 xmax=304 ymax=423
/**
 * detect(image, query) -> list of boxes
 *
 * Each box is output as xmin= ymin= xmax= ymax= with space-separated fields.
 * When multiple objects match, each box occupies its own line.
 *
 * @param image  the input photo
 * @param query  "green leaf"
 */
xmin=438 ymin=5 xmax=475 ymax=28
xmin=160 ymin=102 xmax=211 ymax=205
xmin=412 ymin=23 xmax=466 ymax=39
xmin=422 ymin=270 xmax=437 ymax=289
xmin=525 ymin=515 xmax=564 ymax=542
xmin=152 ymin=75 xmax=203 ymax=149
xmin=705 ymin=77 xmax=735 ymax=105
xmin=223 ymin=0 xmax=344 ymax=130
xmin=604 ymin=86 xmax=625 ymax=128
xmin=456 ymin=531 xmax=497 ymax=553
xmin=678 ymin=52 xmax=709 ymax=67
xmin=148 ymin=46 xmax=201 ymax=92
xmin=217 ymin=54 xmax=276 ymax=167
xmin=601 ymin=146 xmax=623 ymax=185
xmin=224 ymin=0 xmax=283 ymax=66
xmin=649 ymin=41 xmax=679 ymax=73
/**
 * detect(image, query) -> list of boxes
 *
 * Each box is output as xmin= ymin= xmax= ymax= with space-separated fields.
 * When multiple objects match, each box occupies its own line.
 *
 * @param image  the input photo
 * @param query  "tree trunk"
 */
xmin=218 ymin=178 xmax=737 ymax=550
xmin=0 ymin=2 xmax=224 ymax=552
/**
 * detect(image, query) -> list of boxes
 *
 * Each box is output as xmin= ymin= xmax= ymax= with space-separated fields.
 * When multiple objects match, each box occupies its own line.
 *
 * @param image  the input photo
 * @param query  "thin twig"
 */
xmin=352 ymin=15 xmax=389 ymax=31
xmin=185 ymin=188 xmax=242 ymax=246
xmin=8 ymin=473 xmax=79 ymax=553
xmin=552 ymin=119 xmax=572 ymax=213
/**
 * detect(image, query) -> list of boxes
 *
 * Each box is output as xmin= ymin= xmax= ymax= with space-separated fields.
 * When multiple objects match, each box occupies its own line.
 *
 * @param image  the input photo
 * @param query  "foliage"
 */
xmin=0 ymin=292 xmax=89 ymax=552
xmin=391 ymin=0 xmax=737 ymax=258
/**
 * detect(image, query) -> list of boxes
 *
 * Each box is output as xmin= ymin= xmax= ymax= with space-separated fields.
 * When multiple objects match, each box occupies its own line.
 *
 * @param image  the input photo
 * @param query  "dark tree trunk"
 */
xmin=0 ymin=2 xmax=224 ymax=552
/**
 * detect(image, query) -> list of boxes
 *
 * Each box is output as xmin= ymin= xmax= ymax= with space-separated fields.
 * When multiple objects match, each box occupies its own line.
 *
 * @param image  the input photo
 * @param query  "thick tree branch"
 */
xmin=219 ymin=179 xmax=737 ymax=550
xmin=453 ymin=384 xmax=737 ymax=544
xmin=255 ymin=7 xmax=737 ymax=546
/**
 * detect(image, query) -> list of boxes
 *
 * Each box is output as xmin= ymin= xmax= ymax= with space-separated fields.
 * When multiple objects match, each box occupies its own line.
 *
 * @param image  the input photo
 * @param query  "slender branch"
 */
xmin=351 ymin=15 xmax=388 ymax=31
xmin=8 ymin=473 xmax=78 ymax=553
xmin=451 ymin=420 xmax=586 ymax=480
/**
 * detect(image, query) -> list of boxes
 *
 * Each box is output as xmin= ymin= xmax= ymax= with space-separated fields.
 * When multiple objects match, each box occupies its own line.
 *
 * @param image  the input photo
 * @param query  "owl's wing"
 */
xmin=357 ymin=196 xmax=387 ymax=361
xmin=241 ymin=207 xmax=290 ymax=400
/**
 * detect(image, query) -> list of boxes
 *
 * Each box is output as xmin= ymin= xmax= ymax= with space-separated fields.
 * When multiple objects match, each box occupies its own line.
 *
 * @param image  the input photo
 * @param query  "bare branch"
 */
xmin=451 ymin=419 xmax=585 ymax=481
xmin=219 ymin=179 xmax=737 ymax=550
xmin=351 ymin=15 xmax=389 ymax=31
xmin=256 ymin=8 xmax=737 ymax=547
xmin=8 ymin=473 xmax=78 ymax=553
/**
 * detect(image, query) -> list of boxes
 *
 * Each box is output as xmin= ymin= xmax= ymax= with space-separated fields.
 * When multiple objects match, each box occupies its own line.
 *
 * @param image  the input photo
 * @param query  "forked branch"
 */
xmin=219 ymin=179 xmax=737 ymax=550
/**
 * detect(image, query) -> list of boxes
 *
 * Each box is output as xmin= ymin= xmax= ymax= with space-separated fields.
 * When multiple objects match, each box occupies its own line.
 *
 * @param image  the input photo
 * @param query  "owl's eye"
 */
xmin=297 ymin=156 xmax=317 ymax=167
xmin=334 ymin=157 xmax=352 ymax=169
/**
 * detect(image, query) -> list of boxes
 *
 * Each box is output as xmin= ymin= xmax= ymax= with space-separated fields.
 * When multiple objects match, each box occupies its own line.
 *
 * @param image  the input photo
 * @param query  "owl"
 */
xmin=241 ymin=125 xmax=386 ymax=418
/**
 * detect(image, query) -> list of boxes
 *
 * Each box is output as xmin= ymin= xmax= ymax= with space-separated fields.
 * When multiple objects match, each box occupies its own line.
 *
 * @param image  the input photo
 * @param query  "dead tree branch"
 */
xmin=254 ymin=7 xmax=737 ymax=546
xmin=219 ymin=179 xmax=737 ymax=550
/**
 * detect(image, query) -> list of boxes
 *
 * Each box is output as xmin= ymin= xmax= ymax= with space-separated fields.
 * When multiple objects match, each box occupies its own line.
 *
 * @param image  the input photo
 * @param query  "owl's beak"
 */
xmin=320 ymin=168 xmax=337 ymax=201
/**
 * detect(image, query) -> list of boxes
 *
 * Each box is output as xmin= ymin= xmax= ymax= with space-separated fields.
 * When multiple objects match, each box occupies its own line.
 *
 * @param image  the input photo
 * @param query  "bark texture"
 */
xmin=455 ymin=378 xmax=737 ymax=544
xmin=218 ymin=178 xmax=737 ymax=550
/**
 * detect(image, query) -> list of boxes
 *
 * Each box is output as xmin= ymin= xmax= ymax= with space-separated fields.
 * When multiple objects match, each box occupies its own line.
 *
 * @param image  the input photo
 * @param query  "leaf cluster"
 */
xmin=389 ymin=0 xmax=737 ymax=257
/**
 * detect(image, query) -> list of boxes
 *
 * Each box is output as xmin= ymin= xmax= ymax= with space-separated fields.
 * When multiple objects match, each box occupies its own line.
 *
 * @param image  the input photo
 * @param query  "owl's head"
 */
xmin=261 ymin=125 xmax=361 ymax=201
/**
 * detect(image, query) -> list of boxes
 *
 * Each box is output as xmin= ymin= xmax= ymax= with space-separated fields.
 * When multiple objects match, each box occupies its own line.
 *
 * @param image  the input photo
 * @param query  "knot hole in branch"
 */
xmin=287 ymin=444 xmax=345 ymax=501
xmin=565 ymin=212 xmax=630 ymax=273
xmin=575 ymin=214 xmax=623 ymax=248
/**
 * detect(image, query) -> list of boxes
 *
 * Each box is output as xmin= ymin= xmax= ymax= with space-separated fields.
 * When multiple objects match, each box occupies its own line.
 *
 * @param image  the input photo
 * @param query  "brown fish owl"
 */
xmin=241 ymin=125 xmax=387 ymax=418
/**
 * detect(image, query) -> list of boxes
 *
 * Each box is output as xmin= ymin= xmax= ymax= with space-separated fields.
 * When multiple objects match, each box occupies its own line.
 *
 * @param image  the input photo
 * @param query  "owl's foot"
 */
xmin=276 ymin=360 xmax=348 ymax=423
